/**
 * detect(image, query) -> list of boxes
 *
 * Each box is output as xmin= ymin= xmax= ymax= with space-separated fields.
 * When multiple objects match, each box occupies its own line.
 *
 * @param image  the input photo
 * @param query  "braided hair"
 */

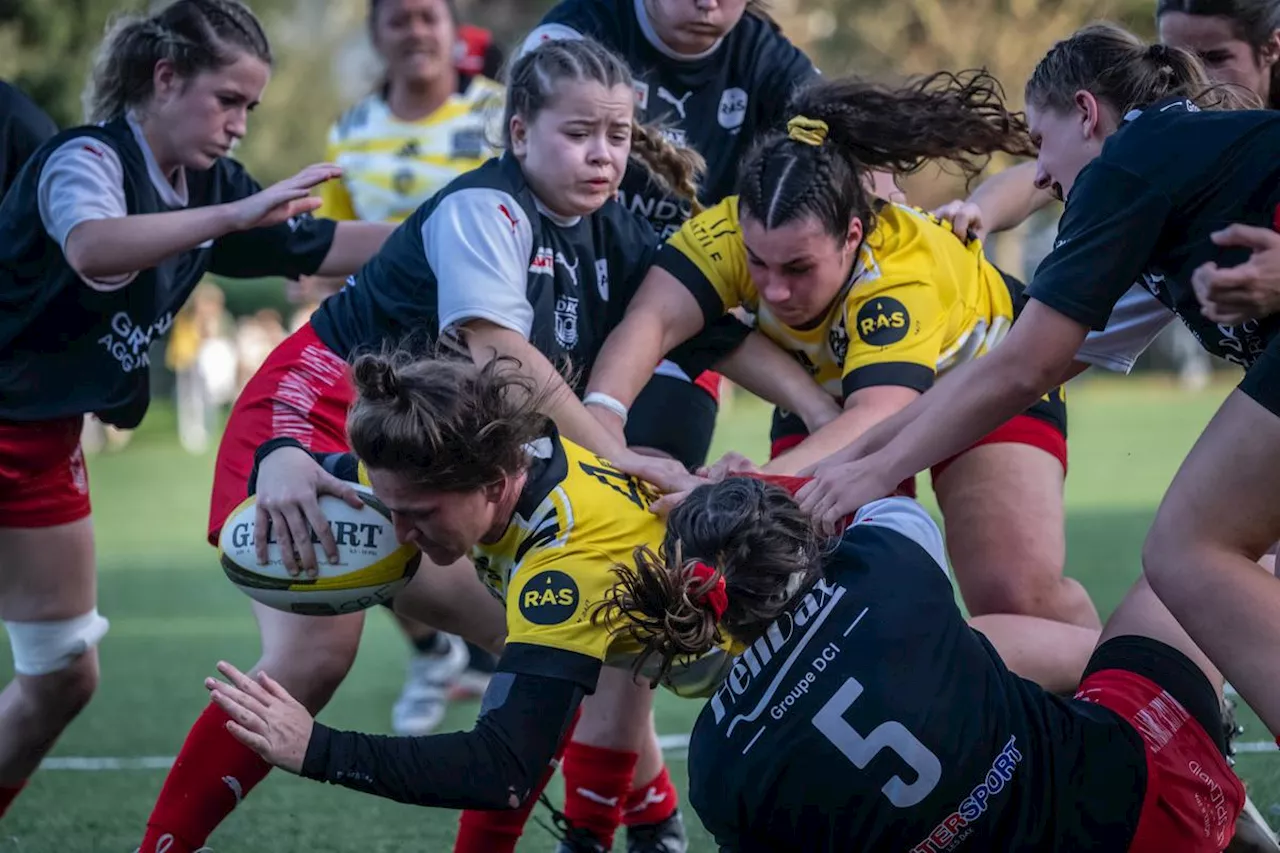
xmin=737 ymin=71 xmax=1037 ymax=239
xmin=85 ymin=0 xmax=272 ymax=123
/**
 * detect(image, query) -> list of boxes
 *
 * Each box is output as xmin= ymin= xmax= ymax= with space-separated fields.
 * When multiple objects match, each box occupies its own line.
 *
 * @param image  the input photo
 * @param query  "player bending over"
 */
xmin=205 ymin=351 xmax=734 ymax=846
xmin=604 ymin=476 xmax=1248 ymax=852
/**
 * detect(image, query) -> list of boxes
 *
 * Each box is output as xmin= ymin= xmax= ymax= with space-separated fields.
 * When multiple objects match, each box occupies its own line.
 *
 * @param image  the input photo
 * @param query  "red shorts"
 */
xmin=770 ymin=412 xmax=1068 ymax=499
xmin=1077 ymin=669 xmax=1244 ymax=852
xmin=207 ymin=322 xmax=353 ymax=544
xmin=0 ymin=417 xmax=90 ymax=528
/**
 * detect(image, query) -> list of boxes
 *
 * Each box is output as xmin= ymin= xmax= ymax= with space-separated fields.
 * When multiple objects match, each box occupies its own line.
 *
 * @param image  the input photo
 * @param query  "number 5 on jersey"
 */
xmin=812 ymin=677 xmax=942 ymax=808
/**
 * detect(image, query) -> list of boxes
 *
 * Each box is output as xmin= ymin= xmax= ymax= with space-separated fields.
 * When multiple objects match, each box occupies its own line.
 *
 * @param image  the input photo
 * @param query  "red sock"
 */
xmin=0 ymin=781 xmax=27 ymax=820
xmin=138 ymin=704 xmax=273 ymax=853
xmin=561 ymin=742 xmax=638 ymax=847
xmin=622 ymin=766 xmax=678 ymax=826
xmin=454 ymin=707 xmax=581 ymax=853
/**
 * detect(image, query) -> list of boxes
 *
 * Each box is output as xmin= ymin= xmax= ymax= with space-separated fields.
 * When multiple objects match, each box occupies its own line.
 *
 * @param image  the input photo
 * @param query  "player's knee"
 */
xmin=966 ymin=569 xmax=1074 ymax=620
xmin=260 ymin=642 xmax=358 ymax=711
xmin=1142 ymin=508 xmax=1199 ymax=589
xmin=4 ymin=611 xmax=109 ymax=720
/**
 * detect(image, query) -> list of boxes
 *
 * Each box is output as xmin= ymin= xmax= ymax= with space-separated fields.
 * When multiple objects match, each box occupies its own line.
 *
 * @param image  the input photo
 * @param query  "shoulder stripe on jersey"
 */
xmin=656 ymin=244 xmax=726 ymax=324
xmin=498 ymin=641 xmax=602 ymax=692
xmin=850 ymin=497 xmax=949 ymax=577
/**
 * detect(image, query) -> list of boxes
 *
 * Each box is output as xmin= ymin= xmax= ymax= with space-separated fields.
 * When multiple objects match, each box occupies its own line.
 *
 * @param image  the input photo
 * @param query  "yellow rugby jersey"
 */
xmin=318 ymin=76 xmax=504 ymax=224
xmin=658 ymin=196 xmax=1018 ymax=399
xmin=328 ymin=432 xmax=733 ymax=696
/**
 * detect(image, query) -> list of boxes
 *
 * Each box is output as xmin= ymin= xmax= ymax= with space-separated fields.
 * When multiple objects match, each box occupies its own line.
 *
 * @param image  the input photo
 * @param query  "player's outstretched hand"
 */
xmin=1192 ymin=224 xmax=1280 ymax=325
xmin=207 ymin=661 xmax=312 ymax=775
xmin=796 ymin=458 xmax=895 ymax=538
xmin=613 ymin=449 xmax=705 ymax=496
xmin=255 ymin=445 xmax=363 ymax=576
xmin=226 ymin=163 xmax=343 ymax=231
xmin=930 ymin=200 xmax=986 ymax=245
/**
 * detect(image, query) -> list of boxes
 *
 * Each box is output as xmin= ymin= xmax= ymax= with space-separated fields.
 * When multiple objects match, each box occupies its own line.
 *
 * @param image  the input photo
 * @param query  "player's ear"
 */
xmin=844 ymin=216 xmax=864 ymax=252
xmin=1073 ymin=90 xmax=1110 ymax=141
xmin=509 ymin=113 xmax=530 ymax=158
xmin=152 ymin=58 xmax=180 ymax=104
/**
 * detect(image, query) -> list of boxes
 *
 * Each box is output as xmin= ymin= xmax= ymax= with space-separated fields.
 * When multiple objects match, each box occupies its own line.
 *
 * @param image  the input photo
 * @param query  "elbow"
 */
xmin=1003 ymin=350 xmax=1061 ymax=406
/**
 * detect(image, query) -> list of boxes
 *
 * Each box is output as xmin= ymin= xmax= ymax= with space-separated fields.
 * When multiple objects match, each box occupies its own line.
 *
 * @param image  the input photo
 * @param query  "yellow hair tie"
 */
xmin=787 ymin=116 xmax=829 ymax=147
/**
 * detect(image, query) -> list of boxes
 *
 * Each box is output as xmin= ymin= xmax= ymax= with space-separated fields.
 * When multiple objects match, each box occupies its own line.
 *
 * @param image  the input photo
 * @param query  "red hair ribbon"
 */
xmin=690 ymin=561 xmax=729 ymax=621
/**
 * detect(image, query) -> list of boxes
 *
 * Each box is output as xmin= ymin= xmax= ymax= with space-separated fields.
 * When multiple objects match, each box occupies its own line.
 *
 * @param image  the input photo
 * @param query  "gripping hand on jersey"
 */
xmin=255 ymin=446 xmax=363 ymax=576
xmin=1192 ymin=224 xmax=1280 ymax=325
xmin=225 ymin=163 xmax=343 ymax=231
xmin=207 ymin=661 xmax=311 ymax=774
xmin=796 ymin=453 xmax=898 ymax=538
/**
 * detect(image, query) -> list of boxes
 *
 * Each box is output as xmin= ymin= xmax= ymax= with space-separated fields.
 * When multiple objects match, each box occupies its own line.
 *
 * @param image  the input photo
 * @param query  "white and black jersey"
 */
xmin=522 ymin=0 xmax=817 ymax=239
xmin=0 ymin=115 xmax=337 ymax=429
xmin=310 ymin=154 xmax=665 ymax=392
xmin=688 ymin=498 xmax=1147 ymax=853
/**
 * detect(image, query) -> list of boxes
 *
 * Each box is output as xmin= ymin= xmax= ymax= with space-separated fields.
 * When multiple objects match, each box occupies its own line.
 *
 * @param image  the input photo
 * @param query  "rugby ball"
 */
xmin=218 ymin=487 xmax=421 ymax=616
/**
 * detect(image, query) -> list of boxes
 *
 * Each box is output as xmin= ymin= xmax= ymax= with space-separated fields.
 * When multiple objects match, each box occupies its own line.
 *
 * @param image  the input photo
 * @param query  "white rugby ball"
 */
xmin=219 ymin=486 xmax=421 ymax=616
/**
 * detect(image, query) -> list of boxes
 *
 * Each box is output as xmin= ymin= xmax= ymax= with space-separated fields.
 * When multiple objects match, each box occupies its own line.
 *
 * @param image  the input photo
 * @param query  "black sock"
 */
xmin=465 ymin=642 xmax=497 ymax=673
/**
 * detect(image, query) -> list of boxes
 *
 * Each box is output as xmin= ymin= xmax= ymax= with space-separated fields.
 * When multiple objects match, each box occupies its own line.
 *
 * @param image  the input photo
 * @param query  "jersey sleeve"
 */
xmin=839 ymin=280 xmax=946 ymax=397
xmin=207 ymin=162 xmax=338 ymax=279
xmin=427 ymin=187 xmax=536 ymax=338
xmin=847 ymin=497 xmax=949 ymax=577
xmin=1026 ymin=162 xmax=1173 ymax=331
xmin=654 ymin=200 xmax=750 ymax=324
xmin=1075 ymin=284 xmax=1175 ymax=374
xmin=499 ymin=545 xmax=617 ymax=692
xmin=36 ymin=137 xmax=135 ymax=290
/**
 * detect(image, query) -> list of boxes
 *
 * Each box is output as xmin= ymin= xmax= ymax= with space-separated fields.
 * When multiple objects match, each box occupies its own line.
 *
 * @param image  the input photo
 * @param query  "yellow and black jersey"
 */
xmin=317 ymin=75 xmax=504 ymax=225
xmin=302 ymin=430 xmax=733 ymax=697
xmin=658 ymin=196 xmax=1018 ymax=399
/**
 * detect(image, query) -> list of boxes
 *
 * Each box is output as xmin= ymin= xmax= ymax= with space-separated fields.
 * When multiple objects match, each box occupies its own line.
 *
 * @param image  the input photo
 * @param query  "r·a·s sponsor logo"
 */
xmin=519 ymin=570 xmax=580 ymax=625
xmin=855 ymin=297 xmax=910 ymax=346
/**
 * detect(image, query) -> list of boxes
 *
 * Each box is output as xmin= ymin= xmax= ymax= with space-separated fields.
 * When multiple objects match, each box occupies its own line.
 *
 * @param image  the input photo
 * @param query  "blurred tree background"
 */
xmin=0 ymin=0 xmax=1159 ymax=294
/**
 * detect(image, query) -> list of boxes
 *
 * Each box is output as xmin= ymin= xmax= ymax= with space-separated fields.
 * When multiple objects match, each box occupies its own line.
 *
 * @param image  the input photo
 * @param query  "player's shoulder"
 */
xmin=329 ymin=94 xmax=386 ymax=144
xmin=834 ymin=497 xmax=950 ymax=579
xmin=0 ymin=82 xmax=57 ymax=142
xmin=675 ymin=196 xmax=744 ymax=247
xmin=459 ymin=75 xmax=505 ymax=111
xmin=723 ymin=8 xmax=811 ymax=75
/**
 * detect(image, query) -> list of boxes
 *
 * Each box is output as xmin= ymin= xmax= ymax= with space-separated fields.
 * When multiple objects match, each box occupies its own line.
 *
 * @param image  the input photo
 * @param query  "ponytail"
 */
xmin=594 ymin=478 xmax=824 ymax=687
xmin=1026 ymin=22 xmax=1260 ymax=120
xmin=736 ymin=70 xmax=1034 ymax=238
xmin=630 ymin=121 xmax=706 ymax=215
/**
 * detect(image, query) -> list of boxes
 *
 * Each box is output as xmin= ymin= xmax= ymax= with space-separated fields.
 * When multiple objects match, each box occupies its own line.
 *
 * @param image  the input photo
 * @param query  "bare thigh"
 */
xmin=0 ymin=519 xmax=97 ymax=622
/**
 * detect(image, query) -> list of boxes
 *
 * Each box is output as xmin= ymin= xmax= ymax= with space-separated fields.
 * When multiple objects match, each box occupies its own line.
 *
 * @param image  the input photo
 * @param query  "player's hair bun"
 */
xmin=351 ymin=352 xmax=405 ymax=407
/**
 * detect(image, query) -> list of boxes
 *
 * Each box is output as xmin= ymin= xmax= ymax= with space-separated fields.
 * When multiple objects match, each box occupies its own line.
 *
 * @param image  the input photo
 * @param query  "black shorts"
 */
xmin=1239 ymin=332 xmax=1280 ymax=417
xmin=626 ymin=374 xmax=718 ymax=470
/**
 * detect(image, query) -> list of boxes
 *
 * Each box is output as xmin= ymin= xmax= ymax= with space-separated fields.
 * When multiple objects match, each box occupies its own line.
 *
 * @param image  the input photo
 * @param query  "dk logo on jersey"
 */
xmin=519 ymin=570 xmax=580 ymax=625
xmin=856 ymin=298 xmax=910 ymax=346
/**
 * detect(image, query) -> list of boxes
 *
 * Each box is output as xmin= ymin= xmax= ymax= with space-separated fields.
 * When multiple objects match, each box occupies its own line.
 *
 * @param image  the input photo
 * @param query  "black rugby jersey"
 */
xmin=309 ymin=153 xmax=661 ymax=391
xmin=1028 ymin=98 xmax=1280 ymax=367
xmin=524 ymin=0 xmax=816 ymax=238
xmin=688 ymin=498 xmax=1144 ymax=853
xmin=0 ymin=117 xmax=336 ymax=428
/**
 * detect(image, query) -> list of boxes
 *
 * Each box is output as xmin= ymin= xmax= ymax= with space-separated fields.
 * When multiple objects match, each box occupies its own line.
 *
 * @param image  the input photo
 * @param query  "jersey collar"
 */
xmin=633 ymin=0 xmax=725 ymax=62
xmin=514 ymin=426 xmax=569 ymax=519
xmin=500 ymin=152 xmax=584 ymax=227
xmin=1121 ymin=96 xmax=1201 ymax=125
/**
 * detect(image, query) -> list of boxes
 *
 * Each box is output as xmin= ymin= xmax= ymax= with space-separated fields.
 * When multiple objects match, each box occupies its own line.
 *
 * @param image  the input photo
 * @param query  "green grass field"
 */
xmin=3 ymin=375 xmax=1279 ymax=852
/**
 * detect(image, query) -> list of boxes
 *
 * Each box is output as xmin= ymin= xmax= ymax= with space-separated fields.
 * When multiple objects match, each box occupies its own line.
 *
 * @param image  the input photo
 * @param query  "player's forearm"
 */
xmin=763 ymin=389 xmax=917 ymax=476
xmin=716 ymin=332 xmax=841 ymax=434
xmin=63 ymin=207 xmax=239 ymax=279
xmin=463 ymin=320 xmax=628 ymax=459
xmin=969 ymin=161 xmax=1055 ymax=235
xmin=301 ymin=674 xmax=582 ymax=809
xmin=313 ymin=221 xmax=395 ymax=277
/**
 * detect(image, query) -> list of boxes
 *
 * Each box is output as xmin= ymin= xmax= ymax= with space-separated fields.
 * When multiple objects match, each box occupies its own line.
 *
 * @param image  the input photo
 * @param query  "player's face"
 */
xmin=367 ymin=468 xmax=501 ymax=566
xmin=511 ymin=80 xmax=634 ymax=218
xmin=372 ymin=0 xmax=457 ymax=87
xmin=148 ymin=51 xmax=269 ymax=170
xmin=741 ymin=212 xmax=863 ymax=328
xmin=645 ymin=0 xmax=750 ymax=55
xmin=1026 ymin=99 xmax=1109 ymax=202
xmin=1159 ymin=12 xmax=1279 ymax=104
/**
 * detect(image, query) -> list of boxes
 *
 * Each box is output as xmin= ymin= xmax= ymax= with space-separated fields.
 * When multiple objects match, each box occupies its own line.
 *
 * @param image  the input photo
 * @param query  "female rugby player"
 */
xmin=587 ymin=71 xmax=1103 ymax=696
xmin=798 ymin=22 xmax=1280 ymax=751
xmin=203 ymin=351 xmax=734 ymax=844
xmin=311 ymin=0 xmax=506 ymax=741
xmin=606 ymin=475 xmax=1246 ymax=852
xmin=0 ymin=0 xmax=391 ymax=822
xmin=138 ymin=37 xmax=830 ymax=853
